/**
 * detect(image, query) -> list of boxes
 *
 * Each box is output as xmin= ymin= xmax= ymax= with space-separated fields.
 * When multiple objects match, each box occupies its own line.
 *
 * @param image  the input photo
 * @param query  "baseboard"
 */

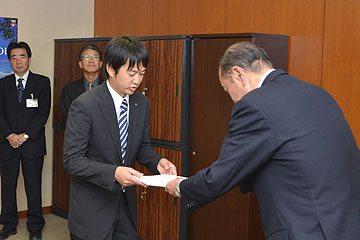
xmin=50 ymin=206 xmax=68 ymax=219
xmin=18 ymin=206 xmax=52 ymax=219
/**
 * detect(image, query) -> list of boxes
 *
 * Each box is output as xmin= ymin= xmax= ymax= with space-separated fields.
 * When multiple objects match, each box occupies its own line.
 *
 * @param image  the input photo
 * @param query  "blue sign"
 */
xmin=0 ymin=17 xmax=18 ymax=78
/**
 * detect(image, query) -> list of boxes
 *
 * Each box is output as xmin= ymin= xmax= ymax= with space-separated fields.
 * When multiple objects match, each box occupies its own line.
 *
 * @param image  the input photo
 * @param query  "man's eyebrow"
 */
xmin=11 ymin=53 xmax=26 ymax=57
xmin=129 ymin=69 xmax=146 ymax=73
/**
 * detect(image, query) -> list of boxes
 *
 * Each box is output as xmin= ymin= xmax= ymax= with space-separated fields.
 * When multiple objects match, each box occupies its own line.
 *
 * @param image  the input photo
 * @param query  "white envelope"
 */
xmin=133 ymin=174 xmax=187 ymax=187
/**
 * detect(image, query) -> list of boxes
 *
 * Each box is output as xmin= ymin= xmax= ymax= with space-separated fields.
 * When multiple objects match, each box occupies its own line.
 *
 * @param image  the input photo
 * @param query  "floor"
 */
xmin=1 ymin=214 xmax=69 ymax=240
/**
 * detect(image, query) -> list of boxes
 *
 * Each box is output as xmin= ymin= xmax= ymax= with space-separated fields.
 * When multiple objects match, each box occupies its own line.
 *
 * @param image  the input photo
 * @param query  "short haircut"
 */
xmin=79 ymin=44 xmax=103 ymax=61
xmin=219 ymin=41 xmax=273 ymax=76
xmin=7 ymin=41 xmax=32 ymax=60
xmin=103 ymin=35 xmax=148 ymax=79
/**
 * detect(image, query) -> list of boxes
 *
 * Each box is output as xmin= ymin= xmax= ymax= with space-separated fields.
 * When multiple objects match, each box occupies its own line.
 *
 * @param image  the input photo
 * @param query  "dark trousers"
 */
xmin=70 ymin=190 xmax=137 ymax=240
xmin=0 ymin=150 xmax=45 ymax=232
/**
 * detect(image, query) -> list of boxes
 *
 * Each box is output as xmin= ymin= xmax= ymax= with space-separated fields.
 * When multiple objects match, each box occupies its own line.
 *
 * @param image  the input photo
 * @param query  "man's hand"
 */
xmin=6 ymin=133 xmax=23 ymax=148
xmin=157 ymin=158 xmax=177 ymax=175
xmin=20 ymin=133 xmax=29 ymax=143
xmin=165 ymin=177 xmax=183 ymax=197
xmin=114 ymin=166 xmax=148 ymax=188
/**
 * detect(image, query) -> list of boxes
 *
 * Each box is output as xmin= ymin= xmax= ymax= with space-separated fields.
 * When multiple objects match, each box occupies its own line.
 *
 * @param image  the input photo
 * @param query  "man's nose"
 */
xmin=133 ymin=75 xmax=142 ymax=84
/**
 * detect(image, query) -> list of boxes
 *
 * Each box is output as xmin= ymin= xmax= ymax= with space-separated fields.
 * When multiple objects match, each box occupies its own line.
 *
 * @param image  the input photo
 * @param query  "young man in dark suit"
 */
xmin=0 ymin=42 xmax=51 ymax=240
xmin=166 ymin=41 xmax=360 ymax=240
xmin=60 ymin=44 xmax=104 ymax=124
xmin=63 ymin=35 xmax=177 ymax=240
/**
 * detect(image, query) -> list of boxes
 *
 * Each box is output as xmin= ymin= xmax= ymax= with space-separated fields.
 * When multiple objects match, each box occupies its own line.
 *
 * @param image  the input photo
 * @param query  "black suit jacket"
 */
xmin=180 ymin=70 xmax=360 ymax=240
xmin=0 ymin=72 xmax=51 ymax=160
xmin=60 ymin=77 xmax=104 ymax=123
xmin=63 ymin=82 xmax=162 ymax=240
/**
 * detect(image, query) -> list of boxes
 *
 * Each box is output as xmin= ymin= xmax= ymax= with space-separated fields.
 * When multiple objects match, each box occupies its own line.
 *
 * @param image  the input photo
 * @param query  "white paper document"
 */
xmin=133 ymin=174 xmax=187 ymax=187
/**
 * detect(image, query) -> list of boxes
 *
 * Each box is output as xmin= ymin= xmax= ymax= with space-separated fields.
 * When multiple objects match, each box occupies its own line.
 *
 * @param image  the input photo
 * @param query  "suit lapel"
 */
xmin=97 ymin=84 xmax=123 ymax=164
xmin=126 ymin=92 xmax=141 ymax=165
xmin=75 ymin=78 xmax=86 ymax=96
xmin=7 ymin=74 xmax=24 ymax=110
xmin=7 ymin=74 xmax=18 ymax=104
xmin=98 ymin=77 xmax=105 ymax=85
xmin=22 ymin=71 xmax=36 ymax=104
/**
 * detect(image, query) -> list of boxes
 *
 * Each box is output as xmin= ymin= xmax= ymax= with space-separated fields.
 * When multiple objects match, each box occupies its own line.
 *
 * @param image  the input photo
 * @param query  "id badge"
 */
xmin=26 ymin=99 xmax=38 ymax=108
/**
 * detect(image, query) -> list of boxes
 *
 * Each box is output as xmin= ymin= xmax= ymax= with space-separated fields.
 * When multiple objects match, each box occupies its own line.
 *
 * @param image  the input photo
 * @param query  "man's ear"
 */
xmin=106 ymin=63 xmax=115 ymax=77
xmin=231 ymin=66 xmax=247 ymax=87
xmin=79 ymin=61 xmax=83 ymax=69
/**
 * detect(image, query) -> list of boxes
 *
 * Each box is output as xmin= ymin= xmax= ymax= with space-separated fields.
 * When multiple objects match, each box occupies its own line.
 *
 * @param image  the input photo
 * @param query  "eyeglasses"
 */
xmin=82 ymin=54 xmax=100 ymax=61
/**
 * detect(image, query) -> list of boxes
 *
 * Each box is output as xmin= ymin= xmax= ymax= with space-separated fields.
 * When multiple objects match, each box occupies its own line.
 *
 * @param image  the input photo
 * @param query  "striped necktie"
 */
xmin=119 ymin=99 xmax=128 ymax=164
xmin=17 ymin=78 xmax=24 ymax=102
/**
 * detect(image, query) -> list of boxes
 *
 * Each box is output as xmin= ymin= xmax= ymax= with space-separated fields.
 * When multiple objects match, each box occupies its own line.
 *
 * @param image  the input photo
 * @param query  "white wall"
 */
xmin=0 ymin=0 xmax=94 ymax=211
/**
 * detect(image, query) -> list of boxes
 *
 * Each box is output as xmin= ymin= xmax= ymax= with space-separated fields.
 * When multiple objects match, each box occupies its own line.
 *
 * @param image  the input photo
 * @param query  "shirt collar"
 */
xmin=15 ymin=70 xmax=30 ymax=86
xmin=257 ymin=69 xmax=275 ymax=88
xmin=84 ymin=76 xmax=100 ymax=86
xmin=106 ymin=80 xmax=129 ymax=117
xmin=15 ymin=70 xmax=30 ymax=81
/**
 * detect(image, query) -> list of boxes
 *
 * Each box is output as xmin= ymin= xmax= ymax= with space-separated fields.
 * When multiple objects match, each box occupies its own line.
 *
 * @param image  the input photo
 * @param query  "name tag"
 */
xmin=26 ymin=99 xmax=38 ymax=108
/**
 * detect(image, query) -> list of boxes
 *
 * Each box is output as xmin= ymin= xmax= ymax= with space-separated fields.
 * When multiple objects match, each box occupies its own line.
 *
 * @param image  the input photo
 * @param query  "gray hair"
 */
xmin=219 ymin=41 xmax=273 ymax=75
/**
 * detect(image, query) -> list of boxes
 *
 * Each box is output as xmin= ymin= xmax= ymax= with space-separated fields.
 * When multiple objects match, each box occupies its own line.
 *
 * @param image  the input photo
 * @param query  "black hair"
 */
xmin=7 ymin=41 xmax=32 ymax=60
xmin=103 ymin=35 xmax=148 ymax=79
xmin=79 ymin=44 xmax=103 ymax=61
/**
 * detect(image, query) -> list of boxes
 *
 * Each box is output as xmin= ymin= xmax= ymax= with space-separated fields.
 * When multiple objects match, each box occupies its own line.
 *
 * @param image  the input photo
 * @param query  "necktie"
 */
xmin=119 ymin=99 xmax=128 ymax=164
xmin=88 ymin=82 xmax=93 ymax=91
xmin=17 ymin=78 xmax=24 ymax=102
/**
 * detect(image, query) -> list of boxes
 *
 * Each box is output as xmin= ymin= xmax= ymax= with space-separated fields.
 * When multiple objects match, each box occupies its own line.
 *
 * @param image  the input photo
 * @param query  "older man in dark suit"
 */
xmin=0 ymin=42 xmax=51 ymax=240
xmin=60 ymin=44 xmax=104 ymax=124
xmin=166 ymin=41 xmax=360 ymax=240
xmin=63 ymin=35 xmax=177 ymax=240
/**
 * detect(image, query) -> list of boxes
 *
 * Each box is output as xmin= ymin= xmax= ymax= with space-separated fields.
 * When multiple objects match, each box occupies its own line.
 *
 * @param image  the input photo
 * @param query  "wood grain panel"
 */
xmin=140 ymin=39 xmax=184 ymax=142
xmin=136 ymin=148 xmax=182 ymax=240
xmin=52 ymin=40 xmax=109 ymax=213
xmin=53 ymin=41 xmax=108 ymax=123
xmin=52 ymin=38 xmax=184 ymax=216
xmin=188 ymin=37 xmax=253 ymax=240
xmin=94 ymin=0 xmax=153 ymax=37
xmin=53 ymin=39 xmax=185 ymax=237
xmin=94 ymin=0 xmax=324 ymax=86
xmin=226 ymin=0 xmax=325 ymax=86
xmin=52 ymin=128 xmax=70 ymax=212
xmin=188 ymin=34 xmax=286 ymax=240
xmin=322 ymin=0 xmax=360 ymax=147
xmin=152 ymin=0 xmax=227 ymax=35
